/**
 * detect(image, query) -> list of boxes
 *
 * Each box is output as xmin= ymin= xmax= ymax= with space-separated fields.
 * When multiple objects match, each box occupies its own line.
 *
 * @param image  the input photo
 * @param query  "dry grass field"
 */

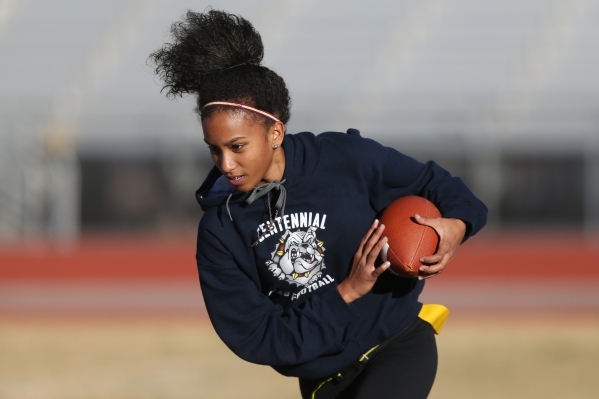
xmin=0 ymin=314 xmax=598 ymax=399
xmin=431 ymin=314 xmax=599 ymax=399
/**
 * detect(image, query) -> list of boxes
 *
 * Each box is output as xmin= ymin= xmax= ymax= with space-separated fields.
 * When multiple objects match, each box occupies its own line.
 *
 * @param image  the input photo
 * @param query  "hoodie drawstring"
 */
xmin=225 ymin=193 xmax=234 ymax=221
xmin=225 ymin=179 xmax=287 ymax=223
xmin=245 ymin=179 xmax=287 ymax=217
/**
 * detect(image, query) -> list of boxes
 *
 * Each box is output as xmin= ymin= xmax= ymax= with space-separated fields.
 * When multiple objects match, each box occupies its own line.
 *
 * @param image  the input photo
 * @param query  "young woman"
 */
xmin=150 ymin=10 xmax=486 ymax=399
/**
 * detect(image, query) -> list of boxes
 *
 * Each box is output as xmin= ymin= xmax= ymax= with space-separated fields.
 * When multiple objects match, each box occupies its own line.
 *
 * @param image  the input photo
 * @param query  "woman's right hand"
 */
xmin=337 ymin=220 xmax=391 ymax=304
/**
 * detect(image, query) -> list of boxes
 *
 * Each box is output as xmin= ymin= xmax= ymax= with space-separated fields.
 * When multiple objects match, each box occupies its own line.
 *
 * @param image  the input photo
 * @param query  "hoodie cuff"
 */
xmin=318 ymin=286 xmax=360 ymax=331
xmin=442 ymin=204 xmax=481 ymax=242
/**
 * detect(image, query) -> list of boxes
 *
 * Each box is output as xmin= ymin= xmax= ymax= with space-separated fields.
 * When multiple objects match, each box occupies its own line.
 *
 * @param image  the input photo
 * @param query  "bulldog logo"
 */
xmin=266 ymin=226 xmax=326 ymax=286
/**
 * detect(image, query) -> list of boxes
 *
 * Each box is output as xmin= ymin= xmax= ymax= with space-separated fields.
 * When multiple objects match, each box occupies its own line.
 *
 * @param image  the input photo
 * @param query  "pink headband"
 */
xmin=202 ymin=101 xmax=281 ymax=123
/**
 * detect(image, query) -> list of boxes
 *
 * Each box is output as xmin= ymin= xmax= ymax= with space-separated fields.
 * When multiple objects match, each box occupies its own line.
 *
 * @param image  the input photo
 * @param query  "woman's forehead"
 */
xmin=202 ymin=111 xmax=267 ymax=141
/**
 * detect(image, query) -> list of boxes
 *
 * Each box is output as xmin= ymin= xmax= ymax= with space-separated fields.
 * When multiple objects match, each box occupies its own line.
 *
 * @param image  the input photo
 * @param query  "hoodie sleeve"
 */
xmin=196 ymin=225 xmax=360 ymax=367
xmin=332 ymin=132 xmax=488 ymax=240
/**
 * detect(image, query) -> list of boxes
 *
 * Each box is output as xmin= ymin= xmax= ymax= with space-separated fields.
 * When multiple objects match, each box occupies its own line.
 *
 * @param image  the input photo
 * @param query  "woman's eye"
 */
xmin=207 ymin=146 xmax=218 ymax=153
xmin=232 ymin=144 xmax=244 ymax=151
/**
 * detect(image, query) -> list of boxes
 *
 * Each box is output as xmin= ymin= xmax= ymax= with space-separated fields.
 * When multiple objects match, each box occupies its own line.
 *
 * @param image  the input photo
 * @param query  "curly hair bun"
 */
xmin=150 ymin=9 xmax=291 ymax=125
xmin=150 ymin=9 xmax=264 ymax=98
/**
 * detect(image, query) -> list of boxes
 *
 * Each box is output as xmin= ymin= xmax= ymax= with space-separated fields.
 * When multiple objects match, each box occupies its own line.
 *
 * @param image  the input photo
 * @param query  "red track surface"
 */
xmin=0 ymin=235 xmax=198 ymax=282
xmin=447 ymin=232 xmax=599 ymax=279
xmin=1 ymin=232 xmax=598 ymax=282
xmin=1 ymin=232 xmax=598 ymax=315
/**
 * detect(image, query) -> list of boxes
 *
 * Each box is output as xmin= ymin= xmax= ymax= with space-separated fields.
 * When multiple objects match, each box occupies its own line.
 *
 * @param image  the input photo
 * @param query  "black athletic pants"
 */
xmin=299 ymin=318 xmax=438 ymax=399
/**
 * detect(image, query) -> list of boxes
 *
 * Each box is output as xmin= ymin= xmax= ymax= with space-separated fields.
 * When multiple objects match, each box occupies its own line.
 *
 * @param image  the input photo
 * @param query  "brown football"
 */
xmin=379 ymin=196 xmax=441 ymax=278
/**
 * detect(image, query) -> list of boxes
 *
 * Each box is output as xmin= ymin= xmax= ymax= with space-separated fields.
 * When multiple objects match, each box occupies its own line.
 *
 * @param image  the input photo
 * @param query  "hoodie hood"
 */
xmin=195 ymin=132 xmax=323 ymax=214
xmin=196 ymin=165 xmax=240 ymax=212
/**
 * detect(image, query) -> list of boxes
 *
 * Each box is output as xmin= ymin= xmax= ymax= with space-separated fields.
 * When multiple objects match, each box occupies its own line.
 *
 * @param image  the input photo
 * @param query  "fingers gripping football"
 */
xmin=415 ymin=214 xmax=466 ymax=279
xmin=337 ymin=219 xmax=390 ymax=303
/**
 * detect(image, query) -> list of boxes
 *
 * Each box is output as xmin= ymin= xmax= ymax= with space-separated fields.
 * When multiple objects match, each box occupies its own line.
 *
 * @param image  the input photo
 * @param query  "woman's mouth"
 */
xmin=228 ymin=175 xmax=245 ymax=187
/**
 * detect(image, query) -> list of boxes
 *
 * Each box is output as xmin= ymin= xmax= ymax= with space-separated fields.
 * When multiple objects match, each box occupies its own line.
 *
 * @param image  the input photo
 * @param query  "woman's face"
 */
xmin=202 ymin=111 xmax=285 ymax=193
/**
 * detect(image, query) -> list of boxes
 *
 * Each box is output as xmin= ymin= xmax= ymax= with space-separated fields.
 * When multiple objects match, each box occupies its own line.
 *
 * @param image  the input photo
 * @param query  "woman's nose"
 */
xmin=219 ymin=151 xmax=236 ymax=173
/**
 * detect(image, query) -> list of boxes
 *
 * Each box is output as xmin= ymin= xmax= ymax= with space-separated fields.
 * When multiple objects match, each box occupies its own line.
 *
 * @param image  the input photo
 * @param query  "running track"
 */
xmin=1 ymin=232 xmax=598 ymax=315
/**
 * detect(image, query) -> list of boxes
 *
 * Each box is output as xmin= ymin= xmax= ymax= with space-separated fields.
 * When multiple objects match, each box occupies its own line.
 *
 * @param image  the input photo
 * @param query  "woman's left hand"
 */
xmin=413 ymin=215 xmax=467 ymax=280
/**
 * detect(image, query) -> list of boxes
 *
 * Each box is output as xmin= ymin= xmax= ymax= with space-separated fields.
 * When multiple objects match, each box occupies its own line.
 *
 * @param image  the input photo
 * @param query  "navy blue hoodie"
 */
xmin=196 ymin=129 xmax=486 ymax=379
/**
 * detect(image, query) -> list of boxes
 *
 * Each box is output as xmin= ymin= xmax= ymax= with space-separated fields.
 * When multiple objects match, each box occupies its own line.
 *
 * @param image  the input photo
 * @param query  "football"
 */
xmin=379 ymin=196 xmax=441 ymax=277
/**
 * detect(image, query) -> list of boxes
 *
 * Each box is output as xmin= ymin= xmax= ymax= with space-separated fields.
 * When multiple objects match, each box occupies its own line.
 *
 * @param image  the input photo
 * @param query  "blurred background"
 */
xmin=0 ymin=0 xmax=598 ymax=398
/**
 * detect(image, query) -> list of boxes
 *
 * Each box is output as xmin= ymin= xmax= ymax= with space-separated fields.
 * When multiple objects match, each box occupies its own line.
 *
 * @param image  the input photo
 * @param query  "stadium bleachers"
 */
xmin=1 ymin=0 xmax=599 ymax=239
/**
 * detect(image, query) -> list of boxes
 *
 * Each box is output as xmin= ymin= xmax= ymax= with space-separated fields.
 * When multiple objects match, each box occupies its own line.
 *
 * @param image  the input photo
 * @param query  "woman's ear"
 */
xmin=270 ymin=121 xmax=285 ymax=146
